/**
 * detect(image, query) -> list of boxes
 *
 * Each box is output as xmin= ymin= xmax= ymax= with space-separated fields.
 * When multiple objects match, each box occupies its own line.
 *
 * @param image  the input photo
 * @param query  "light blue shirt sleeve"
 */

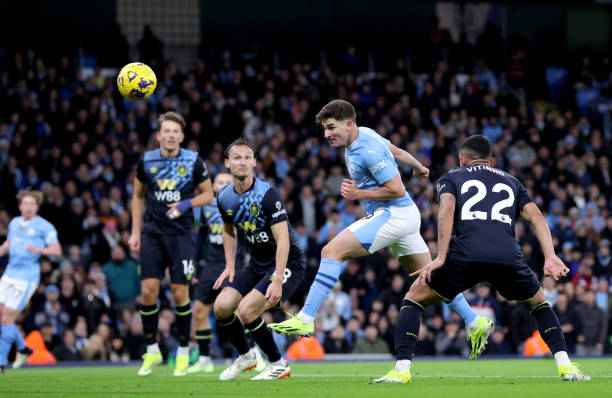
xmin=39 ymin=219 xmax=59 ymax=246
xmin=362 ymin=148 xmax=398 ymax=185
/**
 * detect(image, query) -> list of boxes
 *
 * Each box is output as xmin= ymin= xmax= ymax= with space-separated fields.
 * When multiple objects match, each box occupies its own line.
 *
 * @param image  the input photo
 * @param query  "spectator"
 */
xmin=434 ymin=321 xmax=469 ymax=357
xmin=413 ymin=323 xmax=435 ymax=356
xmin=485 ymin=328 xmax=511 ymax=355
xmin=102 ymin=245 xmax=141 ymax=314
xmin=576 ymin=291 xmax=608 ymax=356
xmin=52 ymin=329 xmax=82 ymax=361
xmin=353 ymin=325 xmax=390 ymax=354
xmin=553 ymin=293 xmax=582 ymax=353
xmin=323 ymin=325 xmax=351 ymax=354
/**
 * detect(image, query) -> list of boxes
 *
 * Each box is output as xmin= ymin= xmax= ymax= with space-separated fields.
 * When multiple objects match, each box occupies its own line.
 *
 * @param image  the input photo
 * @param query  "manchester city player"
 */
xmin=128 ymin=111 xmax=213 ymax=376
xmin=373 ymin=135 xmax=589 ymax=383
xmin=0 ymin=190 xmax=61 ymax=372
xmin=213 ymin=139 xmax=306 ymax=381
xmin=269 ymin=100 xmax=491 ymax=359
xmin=187 ymin=171 xmax=265 ymax=374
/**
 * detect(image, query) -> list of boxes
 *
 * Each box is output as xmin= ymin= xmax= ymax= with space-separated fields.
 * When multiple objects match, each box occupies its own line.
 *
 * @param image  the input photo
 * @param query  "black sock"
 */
xmin=246 ymin=331 xmax=256 ymax=348
xmin=216 ymin=315 xmax=250 ymax=355
xmin=245 ymin=317 xmax=281 ymax=363
xmin=195 ymin=329 xmax=212 ymax=357
xmin=175 ymin=302 xmax=193 ymax=347
xmin=531 ymin=302 xmax=567 ymax=354
xmin=139 ymin=304 xmax=159 ymax=346
xmin=395 ymin=299 xmax=423 ymax=361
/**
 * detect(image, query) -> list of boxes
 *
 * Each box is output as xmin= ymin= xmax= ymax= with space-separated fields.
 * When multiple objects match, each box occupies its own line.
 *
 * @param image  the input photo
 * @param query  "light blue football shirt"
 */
xmin=5 ymin=216 xmax=58 ymax=281
xmin=344 ymin=127 xmax=414 ymax=214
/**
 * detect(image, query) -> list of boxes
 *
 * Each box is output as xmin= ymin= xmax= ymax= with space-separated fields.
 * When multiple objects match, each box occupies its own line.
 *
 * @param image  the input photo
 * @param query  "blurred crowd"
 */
xmin=0 ymin=22 xmax=611 ymax=362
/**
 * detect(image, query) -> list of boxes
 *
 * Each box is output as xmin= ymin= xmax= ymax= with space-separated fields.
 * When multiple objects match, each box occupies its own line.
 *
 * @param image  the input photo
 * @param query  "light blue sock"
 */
xmin=448 ymin=294 xmax=477 ymax=327
xmin=301 ymin=258 xmax=344 ymax=318
xmin=0 ymin=324 xmax=17 ymax=366
xmin=13 ymin=325 xmax=27 ymax=351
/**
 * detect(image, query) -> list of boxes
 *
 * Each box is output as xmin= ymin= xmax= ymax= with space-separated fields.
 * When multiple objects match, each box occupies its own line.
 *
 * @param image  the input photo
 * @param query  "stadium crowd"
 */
xmin=0 ymin=24 xmax=611 ymax=362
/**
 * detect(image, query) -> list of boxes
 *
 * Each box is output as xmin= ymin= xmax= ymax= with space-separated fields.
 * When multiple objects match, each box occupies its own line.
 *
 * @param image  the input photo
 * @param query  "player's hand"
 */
xmin=0 ymin=245 xmax=7 ymax=257
xmin=213 ymin=267 xmax=235 ymax=290
xmin=166 ymin=202 xmax=182 ymax=220
xmin=26 ymin=246 xmax=43 ymax=254
xmin=265 ymin=279 xmax=283 ymax=308
xmin=128 ymin=233 xmax=141 ymax=253
xmin=410 ymin=256 xmax=445 ymax=284
xmin=543 ymin=255 xmax=569 ymax=281
xmin=340 ymin=179 xmax=360 ymax=200
xmin=414 ymin=165 xmax=430 ymax=179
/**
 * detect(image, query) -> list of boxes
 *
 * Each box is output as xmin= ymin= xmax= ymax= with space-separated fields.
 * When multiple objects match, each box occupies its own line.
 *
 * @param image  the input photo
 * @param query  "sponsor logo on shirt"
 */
xmin=368 ymin=159 xmax=388 ymax=174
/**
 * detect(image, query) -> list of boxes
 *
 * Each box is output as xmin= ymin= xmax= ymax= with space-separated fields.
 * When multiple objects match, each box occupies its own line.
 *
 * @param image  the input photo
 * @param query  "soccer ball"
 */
xmin=117 ymin=62 xmax=157 ymax=101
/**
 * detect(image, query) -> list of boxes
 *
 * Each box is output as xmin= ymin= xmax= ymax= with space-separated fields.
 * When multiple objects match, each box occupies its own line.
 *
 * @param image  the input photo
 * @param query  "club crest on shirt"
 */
xmin=149 ymin=167 xmax=158 ymax=174
xmin=226 ymin=209 xmax=234 ymax=216
xmin=177 ymin=165 xmax=187 ymax=177
xmin=250 ymin=203 xmax=261 ymax=217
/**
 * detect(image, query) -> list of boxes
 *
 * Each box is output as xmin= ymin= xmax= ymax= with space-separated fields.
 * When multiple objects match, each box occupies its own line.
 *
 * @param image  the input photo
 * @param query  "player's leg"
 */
xmin=188 ymin=268 xmax=217 ymax=374
xmin=372 ymin=277 xmax=441 ymax=383
xmin=170 ymin=283 xmax=191 ymax=376
xmin=249 ymin=262 xmax=304 ymax=380
xmin=493 ymin=263 xmax=589 ymax=381
xmin=187 ymin=300 xmax=214 ymax=373
xmin=270 ymin=212 xmax=388 ymax=336
xmin=0 ymin=277 xmax=36 ymax=371
xmin=167 ymin=234 xmax=197 ymax=376
xmin=398 ymin=248 xmax=486 ymax=356
xmin=214 ymin=284 xmax=258 ymax=380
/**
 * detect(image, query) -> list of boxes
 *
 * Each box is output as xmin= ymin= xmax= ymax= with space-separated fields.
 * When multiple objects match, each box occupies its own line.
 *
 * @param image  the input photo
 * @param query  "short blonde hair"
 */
xmin=17 ymin=189 xmax=44 ymax=205
xmin=158 ymin=111 xmax=186 ymax=131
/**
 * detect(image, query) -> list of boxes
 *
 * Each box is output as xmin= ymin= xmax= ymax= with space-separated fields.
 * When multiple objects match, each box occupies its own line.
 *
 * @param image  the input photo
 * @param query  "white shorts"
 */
xmin=348 ymin=204 xmax=429 ymax=258
xmin=0 ymin=275 xmax=38 ymax=311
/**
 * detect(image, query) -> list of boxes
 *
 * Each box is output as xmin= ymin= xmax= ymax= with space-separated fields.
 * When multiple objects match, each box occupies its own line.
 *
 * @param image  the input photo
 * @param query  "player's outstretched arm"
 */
xmin=213 ymin=222 xmax=237 ymax=290
xmin=521 ymin=202 xmax=569 ymax=280
xmin=267 ymin=221 xmax=290 ymax=307
xmin=390 ymin=144 xmax=429 ymax=179
xmin=128 ymin=178 xmax=146 ymax=253
xmin=411 ymin=192 xmax=455 ymax=282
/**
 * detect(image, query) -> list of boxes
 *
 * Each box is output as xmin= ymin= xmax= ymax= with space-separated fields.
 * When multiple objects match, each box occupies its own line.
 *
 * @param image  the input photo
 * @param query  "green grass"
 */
xmin=1 ymin=358 xmax=610 ymax=398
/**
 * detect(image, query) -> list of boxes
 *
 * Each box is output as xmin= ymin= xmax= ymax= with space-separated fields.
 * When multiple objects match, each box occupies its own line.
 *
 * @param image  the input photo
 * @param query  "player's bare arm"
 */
xmin=166 ymin=179 xmax=214 ymax=218
xmin=390 ymin=144 xmax=430 ymax=179
xmin=128 ymin=178 xmax=146 ymax=253
xmin=267 ymin=221 xmax=290 ymax=307
xmin=341 ymin=174 xmax=405 ymax=201
xmin=213 ymin=222 xmax=237 ymax=289
xmin=411 ymin=192 xmax=455 ymax=282
xmin=521 ymin=202 xmax=569 ymax=280
xmin=0 ymin=240 xmax=9 ymax=256
xmin=26 ymin=242 xmax=62 ymax=257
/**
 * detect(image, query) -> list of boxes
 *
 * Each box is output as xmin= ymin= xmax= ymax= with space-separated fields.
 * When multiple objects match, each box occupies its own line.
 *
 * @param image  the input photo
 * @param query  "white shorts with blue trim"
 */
xmin=0 ymin=274 xmax=38 ymax=311
xmin=348 ymin=204 xmax=429 ymax=258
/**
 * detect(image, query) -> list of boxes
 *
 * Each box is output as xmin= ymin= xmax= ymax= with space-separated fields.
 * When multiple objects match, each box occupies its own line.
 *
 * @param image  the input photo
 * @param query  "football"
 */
xmin=116 ymin=62 xmax=157 ymax=101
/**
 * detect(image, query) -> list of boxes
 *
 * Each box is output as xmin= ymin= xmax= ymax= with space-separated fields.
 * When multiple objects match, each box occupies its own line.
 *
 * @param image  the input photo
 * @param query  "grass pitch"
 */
xmin=1 ymin=358 xmax=610 ymax=398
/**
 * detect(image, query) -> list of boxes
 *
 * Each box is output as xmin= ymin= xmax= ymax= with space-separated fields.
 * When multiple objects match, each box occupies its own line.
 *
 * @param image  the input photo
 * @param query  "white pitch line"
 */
xmin=159 ymin=374 xmax=612 ymax=379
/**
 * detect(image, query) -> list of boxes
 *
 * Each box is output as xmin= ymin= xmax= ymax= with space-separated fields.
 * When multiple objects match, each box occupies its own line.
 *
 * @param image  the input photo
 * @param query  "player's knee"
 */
xmin=1 ymin=310 xmax=15 ymax=325
xmin=171 ymin=286 xmax=189 ymax=305
xmin=236 ymin=303 xmax=256 ymax=324
xmin=321 ymin=244 xmax=341 ymax=261
xmin=193 ymin=301 xmax=209 ymax=322
xmin=213 ymin=299 xmax=232 ymax=319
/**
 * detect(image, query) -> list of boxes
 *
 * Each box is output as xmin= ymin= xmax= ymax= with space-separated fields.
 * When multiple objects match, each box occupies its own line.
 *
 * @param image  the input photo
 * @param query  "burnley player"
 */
xmin=128 ymin=111 xmax=213 ymax=376
xmin=0 ymin=190 xmax=61 ymax=372
xmin=269 ymin=100 xmax=491 ymax=360
xmin=373 ymin=135 xmax=589 ymax=383
xmin=187 ymin=171 xmax=265 ymax=374
xmin=213 ymin=139 xmax=306 ymax=380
